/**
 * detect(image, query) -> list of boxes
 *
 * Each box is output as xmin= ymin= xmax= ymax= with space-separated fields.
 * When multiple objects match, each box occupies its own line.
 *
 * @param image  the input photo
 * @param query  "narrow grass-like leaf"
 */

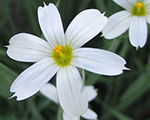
xmin=0 ymin=62 xmax=17 ymax=98
xmin=97 ymin=98 xmax=133 ymax=120
xmin=94 ymin=0 xmax=106 ymax=12
xmin=118 ymin=74 xmax=150 ymax=110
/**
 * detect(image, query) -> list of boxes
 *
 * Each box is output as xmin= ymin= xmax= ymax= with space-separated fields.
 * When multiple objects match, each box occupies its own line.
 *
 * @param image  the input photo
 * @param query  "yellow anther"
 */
xmin=52 ymin=45 xmax=72 ymax=67
xmin=132 ymin=2 xmax=145 ymax=16
xmin=54 ymin=45 xmax=63 ymax=55
xmin=54 ymin=45 xmax=66 ymax=60
xmin=55 ymin=50 xmax=61 ymax=55
xmin=136 ymin=3 xmax=143 ymax=9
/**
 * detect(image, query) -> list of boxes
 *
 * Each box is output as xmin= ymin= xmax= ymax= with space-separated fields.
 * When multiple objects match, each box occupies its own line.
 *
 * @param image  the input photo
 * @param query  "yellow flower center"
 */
xmin=53 ymin=45 xmax=72 ymax=67
xmin=132 ymin=2 xmax=146 ymax=16
xmin=136 ymin=3 xmax=143 ymax=8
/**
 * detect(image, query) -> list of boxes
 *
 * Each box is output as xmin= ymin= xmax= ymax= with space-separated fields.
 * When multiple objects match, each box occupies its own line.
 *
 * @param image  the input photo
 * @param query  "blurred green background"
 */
xmin=0 ymin=0 xmax=150 ymax=120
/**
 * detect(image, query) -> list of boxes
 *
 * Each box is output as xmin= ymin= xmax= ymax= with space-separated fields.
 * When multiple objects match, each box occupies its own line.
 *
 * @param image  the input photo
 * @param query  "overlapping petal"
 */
xmin=7 ymin=33 xmax=51 ymax=62
xmin=38 ymin=3 xmax=65 ymax=48
xmin=40 ymin=83 xmax=98 ymax=120
xmin=10 ymin=58 xmax=60 ymax=101
xmin=85 ymin=86 xmax=97 ymax=102
xmin=57 ymin=65 xmax=88 ymax=117
xmin=81 ymin=108 xmax=97 ymax=120
xmin=113 ymin=0 xmax=136 ymax=11
xmin=66 ymin=9 xmax=108 ymax=49
xmin=129 ymin=16 xmax=147 ymax=48
xmin=102 ymin=11 xmax=132 ymax=39
xmin=71 ymin=48 xmax=127 ymax=76
xmin=63 ymin=112 xmax=79 ymax=120
xmin=63 ymin=108 xmax=97 ymax=120
xmin=40 ymin=83 xmax=58 ymax=103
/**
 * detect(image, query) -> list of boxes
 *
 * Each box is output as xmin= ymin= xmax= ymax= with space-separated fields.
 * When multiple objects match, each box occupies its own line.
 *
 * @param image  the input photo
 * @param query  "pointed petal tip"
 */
xmin=102 ymin=11 xmax=106 ymax=16
xmin=9 ymin=93 xmax=27 ymax=101
xmin=8 ymin=93 xmax=23 ymax=101
xmin=8 ymin=93 xmax=16 ymax=100
xmin=123 ymin=66 xmax=130 ymax=71
xmin=43 ymin=2 xmax=47 ymax=6
xmin=4 ymin=45 xmax=9 ymax=48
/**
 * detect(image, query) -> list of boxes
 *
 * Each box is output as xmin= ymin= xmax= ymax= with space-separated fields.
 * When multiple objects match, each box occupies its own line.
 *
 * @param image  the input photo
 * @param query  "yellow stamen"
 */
xmin=54 ymin=45 xmax=62 ymax=55
xmin=53 ymin=45 xmax=72 ymax=67
xmin=59 ymin=51 xmax=66 ymax=60
xmin=136 ymin=3 xmax=143 ymax=9
xmin=132 ymin=2 xmax=145 ymax=16
xmin=54 ymin=45 xmax=66 ymax=60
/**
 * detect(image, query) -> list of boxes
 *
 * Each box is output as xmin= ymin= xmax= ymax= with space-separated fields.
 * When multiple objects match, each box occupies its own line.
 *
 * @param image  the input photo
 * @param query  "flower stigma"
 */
xmin=132 ymin=2 xmax=146 ymax=16
xmin=53 ymin=45 xmax=72 ymax=67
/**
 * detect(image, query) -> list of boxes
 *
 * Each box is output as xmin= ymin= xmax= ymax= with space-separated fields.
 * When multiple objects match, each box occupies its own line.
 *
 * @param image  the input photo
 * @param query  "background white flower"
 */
xmin=102 ymin=0 xmax=150 ymax=49
xmin=7 ymin=3 xmax=127 ymax=117
xmin=40 ymin=83 xmax=98 ymax=120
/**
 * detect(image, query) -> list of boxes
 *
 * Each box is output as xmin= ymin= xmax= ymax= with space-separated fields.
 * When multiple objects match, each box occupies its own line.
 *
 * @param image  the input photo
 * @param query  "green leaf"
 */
xmin=94 ymin=0 xmax=106 ymax=12
xmin=0 ymin=62 xmax=17 ymax=98
xmin=57 ymin=107 xmax=63 ymax=120
xmin=118 ymin=73 xmax=150 ymax=110
xmin=98 ymin=98 xmax=133 ymax=120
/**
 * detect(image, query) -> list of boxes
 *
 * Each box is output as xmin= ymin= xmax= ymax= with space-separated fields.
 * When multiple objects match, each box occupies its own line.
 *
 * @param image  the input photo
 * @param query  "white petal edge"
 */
xmin=7 ymin=33 xmax=51 ymax=62
xmin=81 ymin=108 xmax=98 ymax=120
xmin=129 ymin=16 xmax=148 ymax=49
xmin=66 ymin=9 xmax=108 ymax=49
xmin=145 ymin=14 xmax=150 ymax=24
xmin=102 ymin=11 xmax=132 ymax=39
xmin=38 ymin=3 xmax=65 ymax=48
xmin=71 ymin=48 xmax=128 ymax=76
xmin=143 ymin=0 xmax=150 ymax=6
xmin=40 ymin=83 xmax=58 ymax=103
xmin=10 ymin=58 xmax=60 ymax=101
xmin=57 ymin=66 xmax=88 ymax=117
xmin=145 ymin=0 xmax=150 ymax=24
xmin=113 ymin=0 xmax=136 ymax=11
xmin=63 ymin=112 xmax=79 ymax=120
xmin=85 ymin=86 xmax=98 ymax=102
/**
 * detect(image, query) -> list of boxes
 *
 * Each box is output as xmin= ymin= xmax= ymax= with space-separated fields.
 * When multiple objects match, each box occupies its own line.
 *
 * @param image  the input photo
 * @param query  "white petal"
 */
xmin=71 ymin=48 xmax=127 ymax=76
xmin=81 ymin=108 xmax=98 ymax=120
xmin=145 ymin=14 xmax=150 ymax=24
xmin=143 ymin=0 xmax=150 ymax=5
xmin=63 ymin=112 xmax=79 ymax=120
xmin=40 ymin=83 xmax=58 ymax=103
xmin=7 ymin=33 xmax=51 ymax=62
xmin=102 ymin=11 xmax=132 ymax=39
xmin=10 ymin=58 xmax=60 ymax=101
xmin=129 ymin=16 xmax=148 ymax=48
xmin=66 ymin=9 xmax=108 ymax=49
xmin=57 ymin=66 xmax=88 ymax=117
xmin=38 ymin=3 xmax=65 ymax=47
xmin=142 ymin=1 xmax=150 ymax=24
xmin=85 ymin=86 xmax=98 ymax=102
xmin=113 ymin=0 xmax=136 ymax=11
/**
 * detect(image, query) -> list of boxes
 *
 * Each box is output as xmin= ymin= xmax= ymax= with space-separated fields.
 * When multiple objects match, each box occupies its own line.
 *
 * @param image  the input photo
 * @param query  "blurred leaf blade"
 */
xmin=98 ymin=98 xmax=133 ymax=120
xmin=0 ymin=62 xmax=17 ymax=98
xmin=118 ymin=73 xmax=150 ymax=110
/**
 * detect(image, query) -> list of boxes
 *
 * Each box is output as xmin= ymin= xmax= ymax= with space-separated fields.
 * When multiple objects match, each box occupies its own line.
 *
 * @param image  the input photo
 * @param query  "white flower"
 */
xmin=40 ymin=83 xmax=98 ymax=120
xmin=102 ymin=0 xmax=150 ymax=49
xmin=7 ymin=3 xmax=127 ymax=117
